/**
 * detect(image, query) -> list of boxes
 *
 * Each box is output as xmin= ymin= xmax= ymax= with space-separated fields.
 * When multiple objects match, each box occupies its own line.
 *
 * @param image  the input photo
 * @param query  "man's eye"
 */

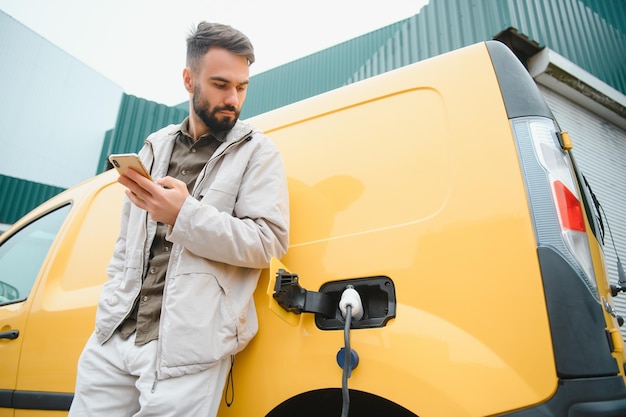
xmin=237 ymin=85 xmax=248 ymax=92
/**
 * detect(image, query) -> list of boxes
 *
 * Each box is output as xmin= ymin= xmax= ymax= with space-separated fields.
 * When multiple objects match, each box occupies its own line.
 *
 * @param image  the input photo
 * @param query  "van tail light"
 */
xmin=512 ymin=117 xmax=598 ymax=297
xmin=551 ymin=178 xmax=597 ymax=294
xmin=553 ymin=180 xmax=586 ymax=232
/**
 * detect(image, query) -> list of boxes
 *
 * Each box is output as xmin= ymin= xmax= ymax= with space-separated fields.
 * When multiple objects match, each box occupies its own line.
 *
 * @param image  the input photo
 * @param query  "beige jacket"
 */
xmin=95 ymin=120 xmax=290 ymax=379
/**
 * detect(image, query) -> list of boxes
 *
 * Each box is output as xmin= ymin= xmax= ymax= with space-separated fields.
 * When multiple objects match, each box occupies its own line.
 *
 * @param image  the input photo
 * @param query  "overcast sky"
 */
xmin=0 ymin=0 xmax=429 ymax=105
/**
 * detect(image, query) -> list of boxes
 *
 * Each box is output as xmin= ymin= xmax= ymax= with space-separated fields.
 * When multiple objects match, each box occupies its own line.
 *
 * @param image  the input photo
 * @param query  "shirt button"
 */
xmin=181 ymin=170 xmax=188 ymax=176
xmin=142 ymin=296 xmax=148 ymax=302
xmin=164 ymin=246 xmax=170 ymax=252
xmin=191 ymin=148 xmax=197 ymax=153
xmin=150 ymin=267 xmax=157 ymax=274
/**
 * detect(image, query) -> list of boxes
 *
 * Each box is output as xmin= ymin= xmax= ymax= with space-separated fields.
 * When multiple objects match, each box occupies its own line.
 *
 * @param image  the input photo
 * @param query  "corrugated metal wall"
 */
xmin=96 ymin=94 xmax=187 ymax=173
xmin=242 ymin=0 xmax=625 ymax=118
xmin=0 ymin=175 xmax=65 ymax=226
xmin=349 ymin=0 xmax=626 ymax=89
xmin=241 ymin=22 xmax=405 ymax=119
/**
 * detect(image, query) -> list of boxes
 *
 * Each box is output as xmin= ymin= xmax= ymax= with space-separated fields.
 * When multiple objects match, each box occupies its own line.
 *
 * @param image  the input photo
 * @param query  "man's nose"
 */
xmin=224 ymin=87 xmax=240 ymax=107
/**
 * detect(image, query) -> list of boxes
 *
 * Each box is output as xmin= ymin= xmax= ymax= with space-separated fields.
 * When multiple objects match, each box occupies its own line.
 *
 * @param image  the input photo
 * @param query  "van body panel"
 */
xmin=1 ymin=41 xmax=625 ymax=416
xmin=276 ymin=87 xmax=450 ymax=246
xmin=221 ymin=42 xmax=558 ymax=416
xmin=0 ymin=172 xmax=121 ymax=412
xmin=0 ymin=298 xmax=29 ymax=405
xmin=14 ymin=178 xmax=123 ymax=392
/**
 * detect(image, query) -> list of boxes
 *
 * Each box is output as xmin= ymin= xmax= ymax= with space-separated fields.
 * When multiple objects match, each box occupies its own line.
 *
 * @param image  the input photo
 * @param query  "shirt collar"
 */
xmin=178 ymin=117 xmax=227 ymax=143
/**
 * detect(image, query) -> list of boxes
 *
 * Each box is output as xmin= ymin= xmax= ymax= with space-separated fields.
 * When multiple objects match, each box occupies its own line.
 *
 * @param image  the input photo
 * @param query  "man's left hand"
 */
xmin=118 ymin=169 xmax=189 ymax=225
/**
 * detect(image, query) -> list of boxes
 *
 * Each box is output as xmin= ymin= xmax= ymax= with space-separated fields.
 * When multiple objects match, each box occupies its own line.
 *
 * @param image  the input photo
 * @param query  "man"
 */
xmin=69 ymin=22 xmax=290 ymax=416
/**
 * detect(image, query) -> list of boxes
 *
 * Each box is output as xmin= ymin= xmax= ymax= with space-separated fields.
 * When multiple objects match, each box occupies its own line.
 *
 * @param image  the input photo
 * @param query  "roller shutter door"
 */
xmin=539 ymin=85 xmax=626 ymax=337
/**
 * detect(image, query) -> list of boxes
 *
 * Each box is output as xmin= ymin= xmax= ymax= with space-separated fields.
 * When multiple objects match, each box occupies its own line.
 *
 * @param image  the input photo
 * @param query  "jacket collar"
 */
xmin=163 ymin=118 xmax=256 ymax=145
xmin=143 ymin=119 xmax=257 ymax=175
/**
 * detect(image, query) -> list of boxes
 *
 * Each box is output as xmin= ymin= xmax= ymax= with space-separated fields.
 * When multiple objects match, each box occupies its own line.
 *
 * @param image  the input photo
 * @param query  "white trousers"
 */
xmin=68 ymin=331 xmax=231 ymax=417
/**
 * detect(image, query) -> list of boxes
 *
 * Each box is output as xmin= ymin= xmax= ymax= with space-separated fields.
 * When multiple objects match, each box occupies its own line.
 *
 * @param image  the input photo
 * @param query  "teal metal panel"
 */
xmin=345 ymin=0 xmax=624 ymax=94
xmin=0 ymin=175 xmax=65 ymax=225
xmin=240 ymin=22 xmax=406 ymax=119
xmin=514 ymin=0 xmax=624 ymax=93
xmin=584 ymin=0 xmax=626 ymax=32
xmin=241 ymin=0 xmax=624 ymax=120
xmin=97 ymin=129 xmax=114 ymax=175
xmin=97 ymin=94 xmax=187 ymax=173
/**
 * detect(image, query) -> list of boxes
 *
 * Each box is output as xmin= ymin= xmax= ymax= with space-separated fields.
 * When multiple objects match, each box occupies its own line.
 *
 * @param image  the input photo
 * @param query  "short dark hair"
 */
xmin=186 ymin=22 xmax=255 ymax=70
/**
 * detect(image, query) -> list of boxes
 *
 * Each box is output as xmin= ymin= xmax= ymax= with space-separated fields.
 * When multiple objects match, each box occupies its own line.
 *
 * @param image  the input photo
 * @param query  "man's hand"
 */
xmin=118 ymin=168 xmax=189 ymax=225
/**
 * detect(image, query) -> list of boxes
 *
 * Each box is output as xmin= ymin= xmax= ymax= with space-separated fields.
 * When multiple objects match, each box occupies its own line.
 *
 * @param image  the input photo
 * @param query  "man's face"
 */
xmin=189 ymin=47 xmax=250 ymax=134
xmin=192 ymin=83 xmax=239 ymax=133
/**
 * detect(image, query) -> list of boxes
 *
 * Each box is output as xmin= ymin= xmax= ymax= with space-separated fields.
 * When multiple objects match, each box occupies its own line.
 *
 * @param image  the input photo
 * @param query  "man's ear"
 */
xmin=183 ymin=67 xmax=193 ymax=93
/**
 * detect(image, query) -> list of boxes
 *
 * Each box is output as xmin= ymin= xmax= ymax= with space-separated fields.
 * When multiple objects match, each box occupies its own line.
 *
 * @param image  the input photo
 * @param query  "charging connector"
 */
xmin=339 ymin=285 xmax=364 ymax=321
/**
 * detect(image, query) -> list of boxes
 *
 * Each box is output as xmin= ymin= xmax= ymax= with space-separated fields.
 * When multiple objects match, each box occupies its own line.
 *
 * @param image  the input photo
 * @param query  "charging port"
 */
xmin=272 ymin=270 xmax=396 ymax=330
xmin=316 ymin=277 xmax=396 ymax=330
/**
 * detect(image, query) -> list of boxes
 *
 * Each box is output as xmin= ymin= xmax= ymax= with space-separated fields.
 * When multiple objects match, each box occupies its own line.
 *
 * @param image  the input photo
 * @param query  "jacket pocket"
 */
xmin=200 ymin=178 xmax=239 ymax=214
xmin=95 ymin=268 xmax=142 ymax=341
xmin=159 ymin=271 xmax=239 ymax=368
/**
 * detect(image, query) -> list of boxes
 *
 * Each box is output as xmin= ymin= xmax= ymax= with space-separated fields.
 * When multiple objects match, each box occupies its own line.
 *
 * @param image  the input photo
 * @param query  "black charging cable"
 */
xmin=341 ymin=304 xmax=353 ymax=417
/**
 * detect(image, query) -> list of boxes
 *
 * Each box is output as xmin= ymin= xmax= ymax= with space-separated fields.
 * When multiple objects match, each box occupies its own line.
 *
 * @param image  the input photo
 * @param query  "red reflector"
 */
xmin=553 ymin=180 xmax=586 ymax=232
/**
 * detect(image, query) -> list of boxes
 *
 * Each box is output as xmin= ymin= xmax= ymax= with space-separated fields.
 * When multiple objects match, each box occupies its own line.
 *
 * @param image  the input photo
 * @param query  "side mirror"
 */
xmin=0 ymin=280 xmax=19 ymax=304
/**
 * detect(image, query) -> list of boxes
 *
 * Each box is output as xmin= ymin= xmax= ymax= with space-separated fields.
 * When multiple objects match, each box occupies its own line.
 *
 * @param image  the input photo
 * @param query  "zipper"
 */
xmin=192 ymin=130 xmax=254 ymax=198
xmin=153 ymin=130 xmax=252 ymax=379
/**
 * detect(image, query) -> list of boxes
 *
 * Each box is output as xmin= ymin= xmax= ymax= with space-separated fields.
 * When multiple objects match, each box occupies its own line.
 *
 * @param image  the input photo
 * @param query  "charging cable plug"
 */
xmin=339 ymin=285 xmax=364 ymax=321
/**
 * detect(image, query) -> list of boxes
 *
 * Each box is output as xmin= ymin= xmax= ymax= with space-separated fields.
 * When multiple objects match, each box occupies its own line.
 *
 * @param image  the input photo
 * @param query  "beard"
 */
xmin=192 ymin=84 xmax=240 ymax=134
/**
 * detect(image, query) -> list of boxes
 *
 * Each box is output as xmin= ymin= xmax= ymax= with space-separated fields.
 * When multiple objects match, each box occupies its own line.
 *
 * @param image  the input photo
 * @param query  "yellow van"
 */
xmin=2 ymin=41 xmax=626 ymax=416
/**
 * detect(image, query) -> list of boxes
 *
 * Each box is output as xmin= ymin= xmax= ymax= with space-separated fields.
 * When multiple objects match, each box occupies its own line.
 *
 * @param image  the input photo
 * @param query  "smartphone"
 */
xmin=108 ymin=153 xmax=152 ymax=180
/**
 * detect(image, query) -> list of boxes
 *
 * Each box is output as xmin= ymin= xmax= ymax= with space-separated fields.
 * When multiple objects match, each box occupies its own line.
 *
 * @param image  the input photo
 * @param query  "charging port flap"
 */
xmin=267 ymin=258 xmax=301 ymax=326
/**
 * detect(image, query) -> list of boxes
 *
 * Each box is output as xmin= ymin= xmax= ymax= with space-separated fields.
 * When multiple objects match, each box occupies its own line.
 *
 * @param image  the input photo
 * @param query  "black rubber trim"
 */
xmin=537 ymin=246 xmax=617 ymax=377
xmin=570 ymin=399 xmax=626 ymax=417
xmin=501 ymin=376 xmax=626 ymax=416
xmin=0 ymin=390 xmax=12 ymax=408
xmin=485 ymin=40 xmax=554 ymax=120
xmin=0 ymin=389 xmax=73 ymax=411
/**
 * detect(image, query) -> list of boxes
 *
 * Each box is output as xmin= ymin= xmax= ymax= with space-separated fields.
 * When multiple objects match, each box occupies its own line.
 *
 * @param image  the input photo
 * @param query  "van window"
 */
xmin=0 ymin=204 xmax=71 ymax=305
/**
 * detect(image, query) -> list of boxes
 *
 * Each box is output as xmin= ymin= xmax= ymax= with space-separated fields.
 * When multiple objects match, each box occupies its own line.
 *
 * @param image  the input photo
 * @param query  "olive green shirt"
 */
xmin=118 ymin=118 xmax=224 ymax=345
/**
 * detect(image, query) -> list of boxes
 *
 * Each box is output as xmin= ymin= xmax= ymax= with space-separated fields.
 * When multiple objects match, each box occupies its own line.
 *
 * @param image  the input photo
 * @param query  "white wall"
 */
xmin=0 ymin=11 xmax=123 ymax=188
